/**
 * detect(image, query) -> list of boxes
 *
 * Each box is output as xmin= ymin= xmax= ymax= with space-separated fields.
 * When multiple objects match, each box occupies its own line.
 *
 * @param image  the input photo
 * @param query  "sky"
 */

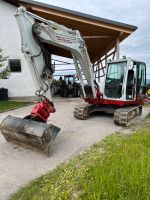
xmin=36 ymin=0 xmax=150 ymax=77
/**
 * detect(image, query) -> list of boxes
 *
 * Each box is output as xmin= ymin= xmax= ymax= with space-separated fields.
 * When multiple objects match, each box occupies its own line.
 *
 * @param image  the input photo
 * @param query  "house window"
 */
xmin=9 ymin=59 xmax=21 ymax=72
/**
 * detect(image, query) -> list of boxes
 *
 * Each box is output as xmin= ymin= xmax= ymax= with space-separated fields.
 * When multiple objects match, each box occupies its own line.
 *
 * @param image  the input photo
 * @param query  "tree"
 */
xmin=0 ymin=48 xmax=10 ymax=79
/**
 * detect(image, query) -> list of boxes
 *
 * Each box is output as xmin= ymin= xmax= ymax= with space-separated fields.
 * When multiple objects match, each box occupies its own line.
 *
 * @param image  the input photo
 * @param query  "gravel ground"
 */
xmin=0 ymin=98 xmax=149 ymax=200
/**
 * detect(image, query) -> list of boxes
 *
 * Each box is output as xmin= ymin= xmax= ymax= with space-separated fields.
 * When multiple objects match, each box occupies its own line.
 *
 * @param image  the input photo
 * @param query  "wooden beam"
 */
xmin=83 ymin=36 xmax=115 ymax=39
xmin=21 ymin=3 xmax=135 ymax=34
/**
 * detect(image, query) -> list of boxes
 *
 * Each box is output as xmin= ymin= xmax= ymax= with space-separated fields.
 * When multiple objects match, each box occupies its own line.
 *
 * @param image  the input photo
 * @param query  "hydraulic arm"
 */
xmin=0 ymin=6 xmax=98 ymax=155
xmin=15 ymin=6 xmax=98 ymax=122
xmin=16 ymin=6 xmax=96 ymax=103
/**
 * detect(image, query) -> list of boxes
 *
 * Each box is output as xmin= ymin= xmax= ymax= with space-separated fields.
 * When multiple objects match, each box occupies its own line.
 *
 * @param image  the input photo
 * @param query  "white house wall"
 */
xmin=0 ymin=0 xmax=35 ymax=98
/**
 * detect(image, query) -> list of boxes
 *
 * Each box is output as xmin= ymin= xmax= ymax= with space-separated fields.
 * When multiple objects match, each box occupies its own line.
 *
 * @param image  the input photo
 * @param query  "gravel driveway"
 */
xmin=0 ymin=98 xmax=148 ymax=200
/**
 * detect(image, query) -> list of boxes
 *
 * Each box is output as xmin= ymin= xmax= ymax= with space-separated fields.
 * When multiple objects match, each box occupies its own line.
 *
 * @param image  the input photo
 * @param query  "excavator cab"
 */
xmin=74 ymin=58 xmax=146 ymax=126
xmin=105 ymin=58 xmax=146 ymax=101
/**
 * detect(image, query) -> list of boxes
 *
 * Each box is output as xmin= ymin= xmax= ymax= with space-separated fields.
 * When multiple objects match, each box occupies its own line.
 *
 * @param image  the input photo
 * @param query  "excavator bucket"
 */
xmin=0 ymin=115 xmax=60 ymax=155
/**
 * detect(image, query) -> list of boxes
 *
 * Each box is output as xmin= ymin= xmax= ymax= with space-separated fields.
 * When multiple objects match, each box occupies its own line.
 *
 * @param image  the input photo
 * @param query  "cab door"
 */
xmin=136 ymin=62 xmax=146 ymax=99
xmin=126 ymin=63 xmax=137 ymax=100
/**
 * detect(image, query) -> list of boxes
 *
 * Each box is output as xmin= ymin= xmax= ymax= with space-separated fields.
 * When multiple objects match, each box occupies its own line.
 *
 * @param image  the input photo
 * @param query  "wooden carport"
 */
xmin=5 ymin=0 xmax=137 ymax=80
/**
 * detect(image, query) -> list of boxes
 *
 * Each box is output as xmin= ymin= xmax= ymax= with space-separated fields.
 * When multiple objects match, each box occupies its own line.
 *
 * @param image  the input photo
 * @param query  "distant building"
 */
xmin=0 ymin=0 xmax=35 ymax=99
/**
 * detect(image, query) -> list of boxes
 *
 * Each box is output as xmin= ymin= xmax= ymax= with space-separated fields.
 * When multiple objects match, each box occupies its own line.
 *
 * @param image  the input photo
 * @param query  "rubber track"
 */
xmin=74 ymin=104 xmax=91 ymax=119
xmin=114 ymin=105 xmax=142 ymax=126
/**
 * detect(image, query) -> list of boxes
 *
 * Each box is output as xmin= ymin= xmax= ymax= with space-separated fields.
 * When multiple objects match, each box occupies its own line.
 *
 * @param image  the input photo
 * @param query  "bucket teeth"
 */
xmin=0 ymin=115 xmax=60 ymax=155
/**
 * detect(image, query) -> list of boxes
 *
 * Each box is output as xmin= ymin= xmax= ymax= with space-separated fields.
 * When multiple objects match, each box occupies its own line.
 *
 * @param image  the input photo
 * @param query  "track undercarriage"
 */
xmin=74 ymin=103 xmax=143 ymax=127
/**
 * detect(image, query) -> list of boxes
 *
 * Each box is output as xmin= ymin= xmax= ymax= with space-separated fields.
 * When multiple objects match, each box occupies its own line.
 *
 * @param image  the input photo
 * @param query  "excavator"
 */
xmin=0 ymin=7 xmax=146 ymax=155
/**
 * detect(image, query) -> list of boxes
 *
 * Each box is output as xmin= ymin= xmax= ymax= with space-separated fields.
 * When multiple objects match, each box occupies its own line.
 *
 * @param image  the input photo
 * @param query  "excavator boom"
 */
xmin=0 ymin=6 xmax=97 ymax=155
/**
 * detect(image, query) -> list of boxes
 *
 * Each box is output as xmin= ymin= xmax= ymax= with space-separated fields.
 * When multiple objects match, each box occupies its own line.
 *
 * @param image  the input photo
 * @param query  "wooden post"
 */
xmin=116 ymin=38 xmax=120 ymax=59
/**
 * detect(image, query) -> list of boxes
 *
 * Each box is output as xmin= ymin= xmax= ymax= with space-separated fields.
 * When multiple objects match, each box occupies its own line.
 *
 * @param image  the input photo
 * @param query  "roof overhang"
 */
xmin=4 ymin=0 xmax=137 ymax=63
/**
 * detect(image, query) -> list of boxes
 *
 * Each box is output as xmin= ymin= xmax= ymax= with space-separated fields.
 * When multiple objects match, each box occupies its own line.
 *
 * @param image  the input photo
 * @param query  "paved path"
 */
xmin=0 ymin=98 xmax=149 ymax=200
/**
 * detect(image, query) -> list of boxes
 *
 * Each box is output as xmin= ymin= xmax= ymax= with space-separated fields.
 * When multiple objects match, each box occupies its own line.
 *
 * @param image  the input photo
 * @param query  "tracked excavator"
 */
xmin=0 ymin=7 xmax=146 ymax=155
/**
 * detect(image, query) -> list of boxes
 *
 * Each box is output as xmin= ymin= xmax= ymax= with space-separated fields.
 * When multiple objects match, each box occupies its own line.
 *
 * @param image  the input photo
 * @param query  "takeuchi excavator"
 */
xmin=0 ymin=7 xmax=146 ymax=155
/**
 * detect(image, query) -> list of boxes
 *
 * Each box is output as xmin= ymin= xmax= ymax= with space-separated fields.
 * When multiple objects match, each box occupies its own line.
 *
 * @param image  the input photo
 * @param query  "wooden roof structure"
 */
xmin=4 ymin=0 xmax=137 ymax=63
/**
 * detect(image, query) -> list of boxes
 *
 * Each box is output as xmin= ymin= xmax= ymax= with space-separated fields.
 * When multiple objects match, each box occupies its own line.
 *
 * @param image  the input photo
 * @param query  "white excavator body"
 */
xmin=0 ymin=7 xmax=146 ymax=155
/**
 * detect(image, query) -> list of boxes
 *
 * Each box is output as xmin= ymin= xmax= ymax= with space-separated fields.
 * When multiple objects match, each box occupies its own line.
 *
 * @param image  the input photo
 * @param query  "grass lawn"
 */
xmin=10 ymin=118 xmax=150 ymax=200
xmin=0 ymin=101 xmax=31 ymax=112
xmin=144 ymin=103 xmax=150 ymax=107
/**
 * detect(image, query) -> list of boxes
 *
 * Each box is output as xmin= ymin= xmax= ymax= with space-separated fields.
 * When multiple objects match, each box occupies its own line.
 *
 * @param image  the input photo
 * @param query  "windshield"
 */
xmin=105 ymin=62 xmax=127 ymax=98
